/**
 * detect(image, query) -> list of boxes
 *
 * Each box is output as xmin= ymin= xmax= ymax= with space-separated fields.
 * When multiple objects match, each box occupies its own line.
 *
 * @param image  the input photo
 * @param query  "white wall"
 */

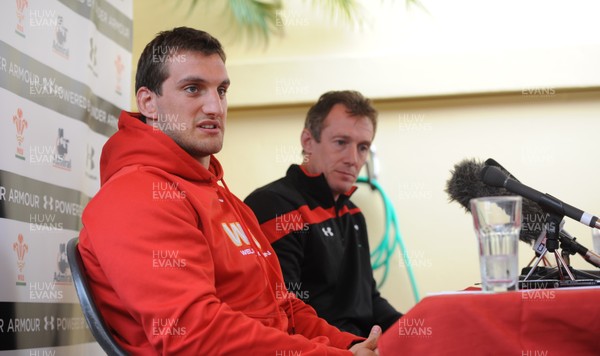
xmin=224 ymin=0 xmax=600 ymax=106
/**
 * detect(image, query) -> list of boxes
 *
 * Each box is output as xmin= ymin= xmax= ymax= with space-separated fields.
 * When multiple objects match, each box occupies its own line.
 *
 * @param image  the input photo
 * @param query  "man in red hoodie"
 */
xmin=78 ymin=27 xmax=381 ymax=355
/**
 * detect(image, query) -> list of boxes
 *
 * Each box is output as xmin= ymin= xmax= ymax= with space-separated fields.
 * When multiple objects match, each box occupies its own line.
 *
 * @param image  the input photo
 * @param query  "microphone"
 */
xmin=445 ymin=158 xmax=541 ymax=245
xmin=480 ymin=165 xmax=600 ymax=229
xmin=445 ymin=158 xmax=600 ymax=268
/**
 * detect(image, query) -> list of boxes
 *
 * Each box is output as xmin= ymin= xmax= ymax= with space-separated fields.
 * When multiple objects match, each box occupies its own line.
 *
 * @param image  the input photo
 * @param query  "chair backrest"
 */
xmin=67 ymin=237 xmax=128 ymax=356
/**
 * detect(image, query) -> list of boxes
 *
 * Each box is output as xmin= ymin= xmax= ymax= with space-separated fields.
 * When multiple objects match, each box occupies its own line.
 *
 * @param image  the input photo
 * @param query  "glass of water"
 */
xmin=470 ymin=196 xmax=522 ymax=292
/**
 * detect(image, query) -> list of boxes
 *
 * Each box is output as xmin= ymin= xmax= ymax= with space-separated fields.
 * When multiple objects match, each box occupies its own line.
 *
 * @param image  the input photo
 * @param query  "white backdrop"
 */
xmin=0 ymin=0 xmax=131 ymax=354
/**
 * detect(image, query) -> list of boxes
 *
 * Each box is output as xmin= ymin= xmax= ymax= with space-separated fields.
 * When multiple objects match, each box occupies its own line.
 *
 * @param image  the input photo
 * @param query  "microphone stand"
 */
xmin=523 ymin=212 xmax=600 ymax=283
xmin=523 ymin=212 xmax=575 ymax=281
xmin=558 ymin=238 xmax=600 ymax=279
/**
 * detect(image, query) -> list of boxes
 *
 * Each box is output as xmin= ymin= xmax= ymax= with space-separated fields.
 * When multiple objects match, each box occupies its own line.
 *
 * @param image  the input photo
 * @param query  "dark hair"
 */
xmin=135 ymin=27 xmax=226 ymax=95
xmin=305 ymin=90 xmax=378 ymax=142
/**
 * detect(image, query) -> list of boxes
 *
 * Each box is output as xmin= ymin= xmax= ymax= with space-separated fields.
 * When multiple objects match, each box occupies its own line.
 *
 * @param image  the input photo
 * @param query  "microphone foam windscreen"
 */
xmin=445 ymin=158 xmax=544 ymax=245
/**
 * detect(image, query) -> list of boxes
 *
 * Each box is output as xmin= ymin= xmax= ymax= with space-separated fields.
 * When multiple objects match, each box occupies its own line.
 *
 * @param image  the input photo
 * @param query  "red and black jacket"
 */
xmin=245 ymin=164 xmax=402 ymax=337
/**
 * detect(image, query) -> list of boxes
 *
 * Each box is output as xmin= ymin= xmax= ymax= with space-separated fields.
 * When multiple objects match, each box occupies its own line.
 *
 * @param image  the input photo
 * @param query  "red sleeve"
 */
xmin=80 ymin=171 xmax=356 ymax=355
xmin=284 ymin=294 xmax=365 ymax=349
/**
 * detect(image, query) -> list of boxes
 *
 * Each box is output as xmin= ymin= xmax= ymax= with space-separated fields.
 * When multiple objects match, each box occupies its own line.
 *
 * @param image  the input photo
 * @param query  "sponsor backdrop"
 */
xmin=1 ymin=0 xmax=132 ymax=354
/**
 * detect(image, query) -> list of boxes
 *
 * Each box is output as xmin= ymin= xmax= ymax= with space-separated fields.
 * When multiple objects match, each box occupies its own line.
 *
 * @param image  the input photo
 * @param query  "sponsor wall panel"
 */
xmin=82 ymin=29 xmax=133 ymax=109
xmin=0 ymin=220 xmax=79 ymax=303
xmin=1 ymin=0 xmax=132 ymax=353
xmin=1 ymin=88 xmax=95 ymax=191
xmin=0 ymin=41 xmax=121 ymax=136
xmin=4 ymin=0 xmax=132 ymax=111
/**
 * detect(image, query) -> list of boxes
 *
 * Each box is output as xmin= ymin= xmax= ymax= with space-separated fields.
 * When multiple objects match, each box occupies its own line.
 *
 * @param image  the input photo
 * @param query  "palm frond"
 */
xmin=225 ymin=0 xmax=283 ymax=43
xmin=182 ymin=0 xmax=426 ymax=45
xmin=316 ymin=0 xmax=362 ymax=23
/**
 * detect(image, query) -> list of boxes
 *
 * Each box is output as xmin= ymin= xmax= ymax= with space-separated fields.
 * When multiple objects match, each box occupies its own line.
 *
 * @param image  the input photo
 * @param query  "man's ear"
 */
xmin=136 ymin=87 xmax=158 ymax=122
xmin=300 ymin=128 xmax=314 ymax=155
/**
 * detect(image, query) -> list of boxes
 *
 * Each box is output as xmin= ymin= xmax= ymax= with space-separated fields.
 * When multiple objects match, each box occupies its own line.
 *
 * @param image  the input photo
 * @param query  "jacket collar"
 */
xmin=286 ymin=164 xmax=357 ymax=208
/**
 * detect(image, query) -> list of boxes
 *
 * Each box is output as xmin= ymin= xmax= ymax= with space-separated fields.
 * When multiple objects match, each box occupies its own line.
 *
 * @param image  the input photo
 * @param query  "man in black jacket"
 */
xmin=245 ymin=90 xmax=402 ymax=337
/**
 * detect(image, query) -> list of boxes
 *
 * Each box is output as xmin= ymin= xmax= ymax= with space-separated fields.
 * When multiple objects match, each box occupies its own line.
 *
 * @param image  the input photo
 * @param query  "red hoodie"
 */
xmin=78 ymin=112 xmax=362 ymax=355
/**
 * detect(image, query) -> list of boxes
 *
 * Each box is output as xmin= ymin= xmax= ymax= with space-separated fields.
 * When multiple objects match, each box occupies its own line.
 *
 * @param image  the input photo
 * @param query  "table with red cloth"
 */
xmin=378 ymin=287 xmax=600 ymax=355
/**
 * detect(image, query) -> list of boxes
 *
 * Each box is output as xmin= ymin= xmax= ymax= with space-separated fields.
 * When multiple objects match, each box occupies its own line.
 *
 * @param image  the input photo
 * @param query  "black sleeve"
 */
xmin=244 ymin=189 xmax=305 ymax=286
xmin=371 ymin=278 xmax=402 ymax=332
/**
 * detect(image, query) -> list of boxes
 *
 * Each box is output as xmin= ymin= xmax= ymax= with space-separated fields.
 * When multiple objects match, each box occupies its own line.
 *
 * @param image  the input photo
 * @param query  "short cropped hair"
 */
xmin=304 ymin=90 xmax=378 ymax=142
xmin=135 ymin=27 xmax=226 ymax=95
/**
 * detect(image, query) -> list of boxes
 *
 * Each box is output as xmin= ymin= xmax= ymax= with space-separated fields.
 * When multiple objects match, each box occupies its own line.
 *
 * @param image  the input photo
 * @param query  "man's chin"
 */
xmin=179 ymin=142 xmax=223 ymax=160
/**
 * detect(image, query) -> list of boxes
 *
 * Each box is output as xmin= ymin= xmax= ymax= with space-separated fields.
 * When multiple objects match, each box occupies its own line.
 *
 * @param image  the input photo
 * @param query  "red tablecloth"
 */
xmin=378 ymin=287 xmax=600 ymax=355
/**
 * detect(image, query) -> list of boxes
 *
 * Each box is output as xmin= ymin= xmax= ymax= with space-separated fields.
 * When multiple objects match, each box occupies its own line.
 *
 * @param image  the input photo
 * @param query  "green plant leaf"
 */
xmin=225 ymin=0 xmax=284 ymax=43
xmin=182 ymin=0 xmax=426 ymax=45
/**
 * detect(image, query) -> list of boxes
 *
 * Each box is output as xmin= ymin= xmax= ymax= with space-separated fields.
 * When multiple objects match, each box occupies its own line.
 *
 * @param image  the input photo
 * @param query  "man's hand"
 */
xmin=349 ymin=325 xmax=381 ymax=356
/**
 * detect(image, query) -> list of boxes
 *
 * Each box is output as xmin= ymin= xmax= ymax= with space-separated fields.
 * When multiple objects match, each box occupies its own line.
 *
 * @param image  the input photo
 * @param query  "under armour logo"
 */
xmin=89 ymin=37 xmax=97 ymax=66
xmin=44 ymin=316 xmax=55 ymax=330
xmin=86 ymin=145 xmax=95 ymax=170
xmin=354 ymin=224 xmax=359 ymax=231
xmin=43 ymin=196 xmax=53 ymax=210
xmin=321 ymin=227 xmax=334 ymax=237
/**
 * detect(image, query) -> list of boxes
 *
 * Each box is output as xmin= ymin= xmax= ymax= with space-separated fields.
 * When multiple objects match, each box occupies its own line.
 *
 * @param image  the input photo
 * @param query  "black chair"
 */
xmin=67 ymin=237 xmax=128 ymax=356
